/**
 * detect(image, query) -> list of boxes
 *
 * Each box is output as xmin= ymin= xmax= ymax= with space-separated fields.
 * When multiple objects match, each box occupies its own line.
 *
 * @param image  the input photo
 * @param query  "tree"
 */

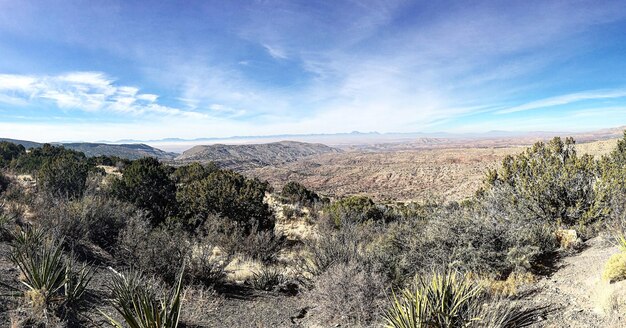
xmin=38 ymin=153 xmax=89 ymax=199
xmin=0 ymin=141 xmax=25 ymax=168
xmin=177 ymin=169 xmax=273 ymax=231
xmin=112 ymin=157 xmax=177 ymax=225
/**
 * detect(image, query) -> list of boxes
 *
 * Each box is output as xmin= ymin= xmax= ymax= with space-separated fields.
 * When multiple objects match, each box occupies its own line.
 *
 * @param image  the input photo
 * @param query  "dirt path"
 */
xmin=525 ymin=237 xmax=625 ymax=327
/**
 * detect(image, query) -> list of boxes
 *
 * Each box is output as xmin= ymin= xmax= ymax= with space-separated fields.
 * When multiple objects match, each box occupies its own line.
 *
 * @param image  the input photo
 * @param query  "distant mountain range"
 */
xmin=175 ymin=141 xmax=341 ymax=170
xmin=0 ymin=138 xmax=177 ymax=160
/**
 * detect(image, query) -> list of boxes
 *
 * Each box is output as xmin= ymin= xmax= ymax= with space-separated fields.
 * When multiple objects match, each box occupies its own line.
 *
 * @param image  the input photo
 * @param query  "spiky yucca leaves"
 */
xmin=8 ymin=226 xmax=94 ymax=317
xmin=384 ymin=271 xmax=481 ymax=328
xmin=104 ymin=267 xmax=184 ymax=328
xmin=250 ymin=266 xmax=286 ymax=291
xmin=383 ymin=271 xmax=543 ymax=328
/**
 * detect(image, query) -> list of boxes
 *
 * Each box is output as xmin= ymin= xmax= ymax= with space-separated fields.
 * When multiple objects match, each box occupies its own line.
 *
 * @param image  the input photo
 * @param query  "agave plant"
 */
xmin=103 ymin=266 xmax=184 ymax=328
xmin=383 ymin=271 xmax=544 ymax=328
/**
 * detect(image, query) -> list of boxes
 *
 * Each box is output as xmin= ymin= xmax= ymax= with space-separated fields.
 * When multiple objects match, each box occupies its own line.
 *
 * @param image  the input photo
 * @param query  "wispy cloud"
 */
xmin=0 ymin=72 xmax=208 ymax=118
xmin=496 ymin=89 xmax=626 ymax=114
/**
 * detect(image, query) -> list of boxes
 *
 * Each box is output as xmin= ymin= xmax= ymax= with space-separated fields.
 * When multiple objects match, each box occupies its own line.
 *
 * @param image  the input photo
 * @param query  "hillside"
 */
xmin=61 ymin=143 xmax=177 ymax=160
xmin=0 ymin=138 xmax=176 ymax=160
xmin=0 ymin=138 xmax=43 ymax=149
xmin=175 ymin=141 xmax=342 ymax=170
xmin=246 ymin=138 xmax=617 ymax=202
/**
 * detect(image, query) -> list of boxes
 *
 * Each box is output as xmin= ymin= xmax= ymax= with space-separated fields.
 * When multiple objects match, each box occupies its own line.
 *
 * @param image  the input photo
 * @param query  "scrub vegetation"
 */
xmin=1 ymin=133 xmax=626 ymax=326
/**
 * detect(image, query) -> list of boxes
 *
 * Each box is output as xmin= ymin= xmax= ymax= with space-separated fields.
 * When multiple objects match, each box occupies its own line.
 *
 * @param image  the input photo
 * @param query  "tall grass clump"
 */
xmin=103 ymin=267 xmax=184 ymax=328
xmin=383 ymin=271 xmax=543 ymax=328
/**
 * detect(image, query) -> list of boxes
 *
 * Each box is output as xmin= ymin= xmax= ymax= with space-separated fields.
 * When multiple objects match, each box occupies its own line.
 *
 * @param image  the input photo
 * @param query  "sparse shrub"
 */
xmin=117 ymin=219 xmax=189 ymax=284
xmin=238 ymin=227 xmax=284 ymax=263
xmin=179 ymin=286 xmax=220 ymax=326
xmin=37 ymin=195 xmax=136 ymax=254
xmin=103 ymin=268 xmax=184 ymax=328
xmin=186 ymin=242 xmax=227 ymax=286
xmin=603 ymin=252 xmax=626 ymax=283
xmin=309 ymin=261 xmax=386 ymax=326
xmin=249 ymin=266 xmax=286 ymax=291
xmin=281 ymin=205 xmax=303 ymax=220
xmin=299 ymin=225 xmax=361 ymax=278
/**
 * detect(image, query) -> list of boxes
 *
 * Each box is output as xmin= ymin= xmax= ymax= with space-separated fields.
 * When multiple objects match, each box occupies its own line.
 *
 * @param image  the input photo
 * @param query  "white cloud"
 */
xmin=262 ymin=43 xmax=288 ymax=60
xmin=0 ymin=71 xmax=207 ymax=118
xmin=497 ymin=90 xmax=626 ymax=114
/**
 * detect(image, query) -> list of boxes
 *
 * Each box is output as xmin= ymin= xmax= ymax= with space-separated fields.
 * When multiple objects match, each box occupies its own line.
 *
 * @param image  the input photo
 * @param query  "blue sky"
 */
xmin=1 ymin=0 xmax=626 ymax=141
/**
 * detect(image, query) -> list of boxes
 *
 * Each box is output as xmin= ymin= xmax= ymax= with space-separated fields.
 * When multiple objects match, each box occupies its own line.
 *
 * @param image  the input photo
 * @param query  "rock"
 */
xmin=556 ymin=229 xmax=582 ymax=249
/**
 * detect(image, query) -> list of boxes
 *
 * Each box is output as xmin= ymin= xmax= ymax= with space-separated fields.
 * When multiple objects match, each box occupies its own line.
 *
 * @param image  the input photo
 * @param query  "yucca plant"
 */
xmin=103 ymin=266 xmax=184 ymax=328
xmin=384 ymin=271 xmax=481 ymax=328
xmin=383 ymin=271 xmax=544 ymax=328
xmin=250 ymin=266 xmax=286 ymax=291
xmin=8 ymin=226 xmax=94 ymax=317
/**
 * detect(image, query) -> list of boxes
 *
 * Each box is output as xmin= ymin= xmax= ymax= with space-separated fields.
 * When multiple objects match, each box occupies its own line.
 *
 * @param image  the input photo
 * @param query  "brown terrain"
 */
xmin=245 ymin=138 xmax=620 ymax=203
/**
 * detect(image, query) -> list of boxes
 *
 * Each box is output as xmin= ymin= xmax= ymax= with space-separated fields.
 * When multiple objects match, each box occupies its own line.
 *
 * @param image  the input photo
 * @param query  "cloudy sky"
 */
xmin=1 ymin=0 xmax=626 ymax=142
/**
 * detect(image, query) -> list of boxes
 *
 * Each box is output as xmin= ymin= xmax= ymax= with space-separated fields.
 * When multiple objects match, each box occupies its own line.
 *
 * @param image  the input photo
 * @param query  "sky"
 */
xmin=1 ymin=0 xmax=626 ymax=142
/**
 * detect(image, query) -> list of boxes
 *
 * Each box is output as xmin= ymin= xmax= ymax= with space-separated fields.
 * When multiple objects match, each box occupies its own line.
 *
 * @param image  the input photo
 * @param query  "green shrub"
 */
xmin=171 ymin=162 xmax=217 ymax=185
xmin=176 ymin=169 xmax=273 ymax=231
xmin=480 ymin=137 xmax=597 ymax=226
xmin=326 ymin=195 xmax=385 ymax=226
xmin=281 ymin=181 xmax=320 ymax=205
xmin=38 ymin=153 xmax=89 ymax=199
xmin=0 ymin=141 xmax=25 ymax=168
xmin=13 ymin=144 xmax=86 ymax=174
xmin=112 ymin=157 xmax=177 ymax=225
xmin=103 ymin=268 xmax=184 ymax=328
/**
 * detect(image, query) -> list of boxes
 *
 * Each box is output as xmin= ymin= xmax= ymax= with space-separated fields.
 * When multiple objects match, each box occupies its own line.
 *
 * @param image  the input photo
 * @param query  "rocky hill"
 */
xmin=0 ymin=138 xmax=176 ymax=160
xmin=61 ymin=143 xmax=177 ymax=160
xmin=175 ymin=141 xmax=342 ymax=170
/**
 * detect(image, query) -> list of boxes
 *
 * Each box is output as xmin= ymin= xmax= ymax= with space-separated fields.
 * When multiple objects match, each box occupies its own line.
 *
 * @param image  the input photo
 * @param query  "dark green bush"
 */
xmin=0 ymin=141 xmax=25 ymax=168
xmin=281 ymin=181 xmax=320 ymax=205
xmin=0 ymin=172 xmax=10 ymax=194
xmin=177 ymin=169 xmax=273 ymax=231
xmin=38 ymin=153 xmax=89 ymax=199
xmin=171 ymin=162 xmax=217 ymax=185
xmin=111 ymin=157 xmax=177 ymax=225
xmin=12 ymin=144 xmax=86 ymax=174
xmin=326 ymin=195 xmax=385 ymax=226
